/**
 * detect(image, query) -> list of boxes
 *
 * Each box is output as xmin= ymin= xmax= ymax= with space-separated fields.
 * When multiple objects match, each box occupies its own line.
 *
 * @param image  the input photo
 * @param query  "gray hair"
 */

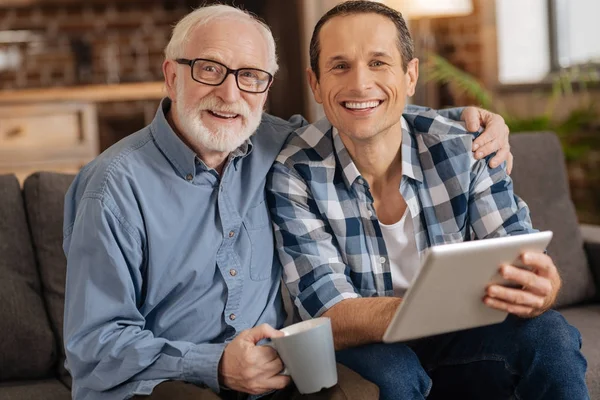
xmin=164 ymin=4 xmax=279 ymax=75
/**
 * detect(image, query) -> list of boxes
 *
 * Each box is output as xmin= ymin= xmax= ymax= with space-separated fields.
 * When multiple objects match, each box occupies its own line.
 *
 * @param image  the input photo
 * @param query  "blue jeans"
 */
xmin=336 ymin=310 xmax=588 ymax=400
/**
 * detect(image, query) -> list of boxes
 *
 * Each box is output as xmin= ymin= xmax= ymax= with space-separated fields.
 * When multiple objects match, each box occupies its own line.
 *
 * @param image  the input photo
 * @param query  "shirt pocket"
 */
xmin=243 ymin=200 xmax=274 ymax=281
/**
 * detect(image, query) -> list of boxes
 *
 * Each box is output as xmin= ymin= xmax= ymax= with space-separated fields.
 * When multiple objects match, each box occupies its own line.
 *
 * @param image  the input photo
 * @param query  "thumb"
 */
xmin=243 ymin=324 xmax=285 ymax=345
xmin=462 ymin=106 xmax=482 ymax=132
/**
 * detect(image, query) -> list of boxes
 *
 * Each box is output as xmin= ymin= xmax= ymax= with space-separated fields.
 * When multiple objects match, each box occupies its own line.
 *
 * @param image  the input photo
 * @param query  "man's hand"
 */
xmin=483 ymin=252 xmax=561 ymax=318
xmin=219 ymin=324 xmax=291 ymax=395
xmin=462 ymin=107 xmax=513 ymax=174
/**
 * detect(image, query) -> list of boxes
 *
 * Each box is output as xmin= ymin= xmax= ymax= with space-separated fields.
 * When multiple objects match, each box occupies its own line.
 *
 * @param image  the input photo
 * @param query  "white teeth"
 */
xmin=344 ymin=101 xmax=380 ymax=110
xmin=211 ymin=110 xmax=238 ymax=118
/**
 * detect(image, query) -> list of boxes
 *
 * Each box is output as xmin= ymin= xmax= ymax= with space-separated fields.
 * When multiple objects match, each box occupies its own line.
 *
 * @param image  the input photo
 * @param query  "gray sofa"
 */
xmin=0 ymin=132 xmax=599 ymax=399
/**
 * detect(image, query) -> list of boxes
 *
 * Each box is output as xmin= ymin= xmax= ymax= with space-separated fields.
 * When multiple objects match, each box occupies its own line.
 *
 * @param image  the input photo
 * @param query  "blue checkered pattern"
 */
xmin=267 ymin=108 xmax=535 ymax=320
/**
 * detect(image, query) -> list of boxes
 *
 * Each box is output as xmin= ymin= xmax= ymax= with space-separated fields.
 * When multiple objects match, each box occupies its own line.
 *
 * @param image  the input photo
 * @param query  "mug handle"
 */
xmin=260 ymin=342 xmax=290 ymax=376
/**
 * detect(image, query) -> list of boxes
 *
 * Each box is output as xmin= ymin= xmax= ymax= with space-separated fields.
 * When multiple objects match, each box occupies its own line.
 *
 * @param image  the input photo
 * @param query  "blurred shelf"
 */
xmin=0 ymin=81 xmax=165 ymax=105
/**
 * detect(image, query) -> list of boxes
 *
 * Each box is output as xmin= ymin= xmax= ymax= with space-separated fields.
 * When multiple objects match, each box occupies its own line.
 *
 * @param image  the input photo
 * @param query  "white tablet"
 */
xmin=382 ymin=231 xmax=553 ymax=343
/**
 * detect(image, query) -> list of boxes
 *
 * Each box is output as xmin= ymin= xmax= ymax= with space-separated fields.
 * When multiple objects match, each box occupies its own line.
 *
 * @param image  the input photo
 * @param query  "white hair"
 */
xmin=164 ymin=4 xmax=279 ymax=75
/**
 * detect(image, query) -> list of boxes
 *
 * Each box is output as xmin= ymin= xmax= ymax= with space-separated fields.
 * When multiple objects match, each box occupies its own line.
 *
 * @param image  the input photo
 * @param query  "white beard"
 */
xmin=174 ymin=79 xmax=263 ymax=153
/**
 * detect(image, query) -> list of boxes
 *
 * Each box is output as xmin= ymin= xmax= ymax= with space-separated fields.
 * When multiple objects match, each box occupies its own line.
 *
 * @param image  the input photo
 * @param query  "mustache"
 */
xmin=194 ymin=96 xmax=251 ymax=119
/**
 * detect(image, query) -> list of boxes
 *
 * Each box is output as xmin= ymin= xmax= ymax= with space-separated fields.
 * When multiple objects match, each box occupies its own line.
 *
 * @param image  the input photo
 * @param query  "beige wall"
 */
xmin=298 ymin=0 xmax=346 ymax=122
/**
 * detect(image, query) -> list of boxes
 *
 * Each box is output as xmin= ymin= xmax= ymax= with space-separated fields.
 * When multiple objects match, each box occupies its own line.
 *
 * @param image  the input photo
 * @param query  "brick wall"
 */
xmin=0 ymin=0 xmax=219 ymax=152
xmin=0 ymin=0 xmax=203 ymax=90
xmin=0 ymin=0 xmax=306 ymax=151
xmin=426 ymin=0 xmax=492 ymax=108
xmin=431 ymin=0 xmax=484 ymax=80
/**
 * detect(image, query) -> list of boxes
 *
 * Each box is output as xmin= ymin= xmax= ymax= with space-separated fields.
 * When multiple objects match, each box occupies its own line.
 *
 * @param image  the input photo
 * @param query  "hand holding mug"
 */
xmin=219 ymin=324 xmax=291 ymax=395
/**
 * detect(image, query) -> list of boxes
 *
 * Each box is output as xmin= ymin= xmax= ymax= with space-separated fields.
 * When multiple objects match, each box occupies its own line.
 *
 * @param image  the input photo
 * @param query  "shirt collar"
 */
xmin=150 ymin=98 xmax=253 ymax=179
xmin=332 ymin=116 xmax=423 ymax=189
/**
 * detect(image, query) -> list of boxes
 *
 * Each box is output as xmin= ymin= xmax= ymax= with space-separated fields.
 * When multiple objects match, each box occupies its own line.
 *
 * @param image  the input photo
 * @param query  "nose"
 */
xmin=347 ymin=64 xmax=373 ymax=93
xmin=214 ymin=73 xmax=242 ymax=103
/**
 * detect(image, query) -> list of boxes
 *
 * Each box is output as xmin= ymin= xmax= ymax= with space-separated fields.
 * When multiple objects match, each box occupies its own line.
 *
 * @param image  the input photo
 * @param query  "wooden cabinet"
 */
xmin=0 ymin=102 xmax=98 ymax=183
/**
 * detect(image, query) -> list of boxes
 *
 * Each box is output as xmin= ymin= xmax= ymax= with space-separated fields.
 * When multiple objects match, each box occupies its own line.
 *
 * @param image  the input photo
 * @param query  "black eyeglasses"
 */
xmin=175 ymin=58 xmax=273 ymax=94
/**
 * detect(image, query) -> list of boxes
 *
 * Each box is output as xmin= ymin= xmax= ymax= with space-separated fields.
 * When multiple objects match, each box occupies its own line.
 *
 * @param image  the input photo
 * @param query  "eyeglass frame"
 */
xmin=175 ymin=58 xmax=273 ymax=94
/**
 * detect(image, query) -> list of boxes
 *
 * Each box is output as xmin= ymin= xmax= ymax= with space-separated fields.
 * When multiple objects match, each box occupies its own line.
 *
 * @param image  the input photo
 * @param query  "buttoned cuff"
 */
xmin=182 ymin=343 xmax=227 ymax=393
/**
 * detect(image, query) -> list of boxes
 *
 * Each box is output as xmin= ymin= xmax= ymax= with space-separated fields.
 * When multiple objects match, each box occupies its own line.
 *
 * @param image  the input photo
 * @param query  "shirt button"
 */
xmin=229 ymin=313 xmax=236 ymax=321
xmin=367 ymin=210 xmax=373 ymax=217
xmin=379 ymin=256 xmax=386 ymax=264
xmin=229 ymin=269 xmax=237 ymax=277
xmin=185 ymin=173 xmax=193 ymax=181
xmin=358 ymin=178 xmax=364 ymax=185
xmin=228 ymin=230 xmax=235 ymax=238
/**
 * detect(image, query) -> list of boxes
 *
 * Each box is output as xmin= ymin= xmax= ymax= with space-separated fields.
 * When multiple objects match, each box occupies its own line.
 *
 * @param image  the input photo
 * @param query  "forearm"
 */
xmin=65 ymin=329 xmax=226 ymax=393
xmin=322 ymin=297 xmax=401 ymax=350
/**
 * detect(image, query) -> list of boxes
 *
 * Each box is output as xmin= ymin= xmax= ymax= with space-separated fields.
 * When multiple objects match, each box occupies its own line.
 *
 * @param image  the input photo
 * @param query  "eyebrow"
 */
xmin=370 ymin=51 xmax=393 ymax=59
xmin=197 ymin=54 xmax=265 ymax=70
xmin=324 ymin=55 xmax=347 ymax=67
xmin=324 ymin=51 xmax=394 ymax=67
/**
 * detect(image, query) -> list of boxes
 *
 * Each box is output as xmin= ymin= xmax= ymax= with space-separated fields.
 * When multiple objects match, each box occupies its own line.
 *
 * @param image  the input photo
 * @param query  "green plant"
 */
xmin=423 ymin=53 xmax=600 ymax=224
xmin=423 ymin=52 xmax=600 ymax=161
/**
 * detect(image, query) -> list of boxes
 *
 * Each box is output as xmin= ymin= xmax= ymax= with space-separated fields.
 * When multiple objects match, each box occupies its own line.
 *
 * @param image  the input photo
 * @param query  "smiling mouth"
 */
xmin=342 ymin=100 xmax=383 ymax=111
xmin=207 ymin=110 xmax=240 ymax=119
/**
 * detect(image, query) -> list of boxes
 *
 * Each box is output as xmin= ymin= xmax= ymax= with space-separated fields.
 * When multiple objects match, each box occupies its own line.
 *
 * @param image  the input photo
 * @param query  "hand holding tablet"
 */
xmin=383 ymin=231 xmax=553 ymax=343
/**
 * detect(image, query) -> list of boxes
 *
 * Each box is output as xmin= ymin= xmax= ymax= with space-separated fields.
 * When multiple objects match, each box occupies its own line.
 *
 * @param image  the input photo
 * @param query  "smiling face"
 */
xmin=163 ymin=18 xmax=270 ymax=153
xmin=308 ymin=13 xmax=418 ymax=143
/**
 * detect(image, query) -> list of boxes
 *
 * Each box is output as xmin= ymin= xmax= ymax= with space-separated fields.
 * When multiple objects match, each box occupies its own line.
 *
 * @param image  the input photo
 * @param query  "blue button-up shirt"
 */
xmin=267 ymin=109 xmax=534 ymax=320
xmin=63 ymin=99 xmax=304 ymax=400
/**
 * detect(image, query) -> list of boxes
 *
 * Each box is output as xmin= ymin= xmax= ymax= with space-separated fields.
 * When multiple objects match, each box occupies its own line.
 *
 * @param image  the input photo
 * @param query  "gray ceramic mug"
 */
xmin=264 ymin=317 xmax=338 ymax=394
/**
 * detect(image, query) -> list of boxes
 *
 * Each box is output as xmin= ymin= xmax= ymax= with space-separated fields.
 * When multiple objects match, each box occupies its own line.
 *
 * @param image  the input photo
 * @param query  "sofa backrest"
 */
xmin=0 ymin=174 xmax=56 ymax=381
xmin=509 ymin=132 xmax=597 ymax=307
xmin=6 ymin=132 xmax=594 ymax=384
xmin=22 ymin=172 xmax=75 ymax=383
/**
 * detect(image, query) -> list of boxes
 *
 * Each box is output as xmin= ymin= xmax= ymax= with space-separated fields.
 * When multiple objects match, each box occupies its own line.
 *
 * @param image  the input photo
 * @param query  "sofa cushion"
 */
xmin=510 ymin=133 xmax=596 ymax=307
xmin=22 ymin=172 xmax=75 ymax=382
xmin=0 ymin=379 xmax=70 ymax=400
xmin=0 ymin=174 xmax=56 ymax=381
xmin=560 ymin=304 xmax=600 ymax=399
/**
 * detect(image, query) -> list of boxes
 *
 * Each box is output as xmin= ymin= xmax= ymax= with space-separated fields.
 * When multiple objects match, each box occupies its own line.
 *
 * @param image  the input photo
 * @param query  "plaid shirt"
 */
xmin=267 ymin=108 xmax=535 ymax=320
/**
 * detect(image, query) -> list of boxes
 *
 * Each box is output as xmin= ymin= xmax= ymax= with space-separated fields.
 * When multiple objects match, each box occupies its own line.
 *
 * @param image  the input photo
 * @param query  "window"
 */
xmin=496 ymin=0 xmax=600 ymax=84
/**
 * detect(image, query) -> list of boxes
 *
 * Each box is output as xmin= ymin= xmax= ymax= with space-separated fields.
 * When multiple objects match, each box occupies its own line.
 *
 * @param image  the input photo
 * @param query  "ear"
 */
xmin=163 ymin=59 xmax=178 ymax=101
xmin=405 ymin=58 xmax=419 ymax=97
xmin=306 ymin=67 xmax=323 ymax=104
xmin=260 ymin=80 xmax=274 ymax=108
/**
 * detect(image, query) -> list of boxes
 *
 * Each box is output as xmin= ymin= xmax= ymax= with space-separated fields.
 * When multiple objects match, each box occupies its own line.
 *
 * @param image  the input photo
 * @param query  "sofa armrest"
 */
xmin=581 ymin=224 xmax=600 ymax=298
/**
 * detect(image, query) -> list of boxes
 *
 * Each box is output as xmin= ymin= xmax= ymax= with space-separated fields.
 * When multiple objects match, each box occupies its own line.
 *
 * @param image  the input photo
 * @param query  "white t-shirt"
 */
xmin=379 ymin=208 xmax=420 ymax=297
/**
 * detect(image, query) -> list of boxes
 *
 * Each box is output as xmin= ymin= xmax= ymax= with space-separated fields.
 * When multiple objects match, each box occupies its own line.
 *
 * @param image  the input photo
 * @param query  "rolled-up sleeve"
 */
xmin=267 ymin=162 xmax=360 ymax=320
xmin=468 ymin=156 xmax=536 ymax=238
xmin=63 ymin=195 xmax=225 ymax=394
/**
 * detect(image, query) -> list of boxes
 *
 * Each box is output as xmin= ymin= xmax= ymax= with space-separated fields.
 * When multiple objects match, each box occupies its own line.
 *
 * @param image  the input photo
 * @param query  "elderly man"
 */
xmin=268 ymin=2 xmax=589 ymax=400
xmin=63 ymin=3 xmax=512 ymax=400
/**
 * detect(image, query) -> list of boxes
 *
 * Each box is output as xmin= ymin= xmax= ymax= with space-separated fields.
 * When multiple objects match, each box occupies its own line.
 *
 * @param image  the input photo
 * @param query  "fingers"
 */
xmin=461 ymin=106 xmax=482 ymax=132
xmin=265 ymin=375 xmax=292 ymax=390
xmin=244 ymin=324 xmax=285 ymax=344
xmin=521 ymin=252 xmax=556 ymax=277
xmin=244 ymin=356 xmax=290 ymax=394
xmin=483 ymin=296 xmax=537 ymax=318
xmin=471 ymin=109 xmax=511 ymax=162
xmin=506 ymin=152 xmax=514 ymax=175
xmin=489 ymin=143 xmax=510 ymax=169
xmin=498 ymin=265 xmax=552 ymax=297
xmin=263 ymin=355 xmax=286 ymax=375
xmin=484 ymin=252 xmax=562 ymax=318
xmin=486 ymin=283 xmax=545 ymax=308
xmin=474 ymin=136 xmax=501 ymax=160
